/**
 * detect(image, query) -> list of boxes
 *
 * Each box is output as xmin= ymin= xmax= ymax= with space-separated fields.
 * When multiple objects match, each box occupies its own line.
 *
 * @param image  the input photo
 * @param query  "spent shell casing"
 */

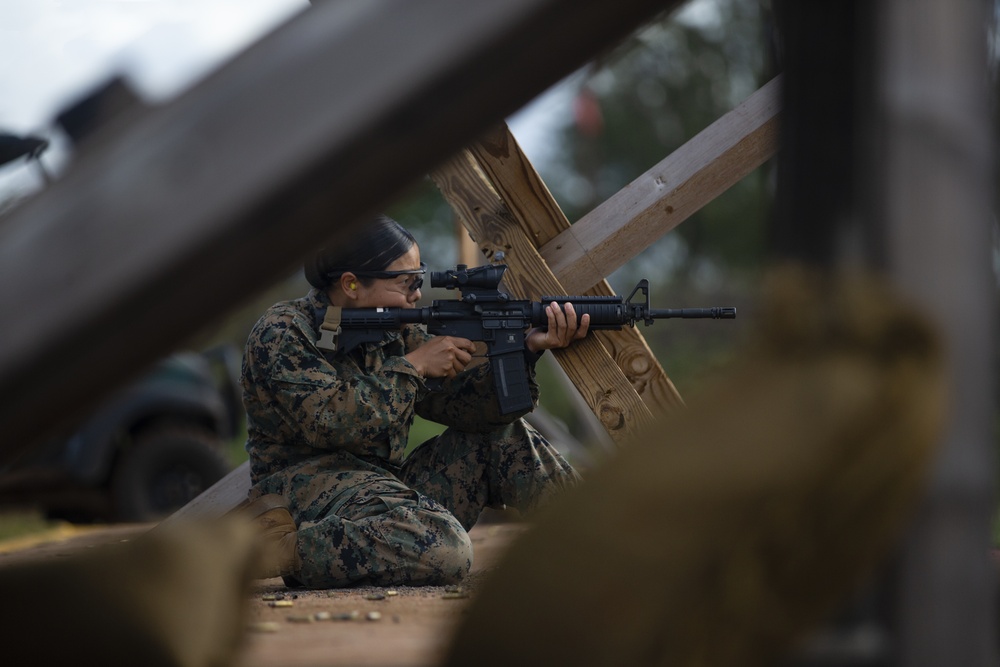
xmin=247 ymin=621 xmax=281 ymax=633
xmin=331 ymin=611 xmax=361 ymax=621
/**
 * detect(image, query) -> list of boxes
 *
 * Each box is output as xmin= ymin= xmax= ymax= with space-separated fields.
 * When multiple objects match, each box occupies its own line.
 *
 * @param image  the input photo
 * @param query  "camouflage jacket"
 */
xmin=241 ymin=288 xmax=540 ymax=504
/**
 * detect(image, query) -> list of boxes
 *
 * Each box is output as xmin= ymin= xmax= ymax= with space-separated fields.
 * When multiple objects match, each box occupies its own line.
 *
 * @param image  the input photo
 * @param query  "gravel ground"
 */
xmin=237 ymin=522 xmax=523 ymax=667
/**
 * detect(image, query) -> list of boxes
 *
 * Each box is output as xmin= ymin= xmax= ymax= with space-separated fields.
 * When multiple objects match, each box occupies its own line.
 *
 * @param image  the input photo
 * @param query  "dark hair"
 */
xmin=305 ymin=214 xmax=416 ymax=289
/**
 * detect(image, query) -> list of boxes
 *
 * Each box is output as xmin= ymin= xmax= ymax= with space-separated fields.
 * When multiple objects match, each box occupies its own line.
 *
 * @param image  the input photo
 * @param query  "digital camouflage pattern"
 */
xmin=242 ymin=288 xmax=580 ymax=588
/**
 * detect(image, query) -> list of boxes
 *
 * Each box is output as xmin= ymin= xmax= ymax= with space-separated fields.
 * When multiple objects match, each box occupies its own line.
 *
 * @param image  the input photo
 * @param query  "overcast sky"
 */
xmin=1 ymin=0 xmax=305 ymax=129
xmin=0 ymin=0 xmax=571 ymax=200
xmin=0 ymin=0 xmax=309 ymax=196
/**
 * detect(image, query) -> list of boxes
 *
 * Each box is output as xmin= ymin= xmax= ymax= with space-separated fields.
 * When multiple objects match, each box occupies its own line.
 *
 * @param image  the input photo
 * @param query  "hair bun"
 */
xmin=304 ymin=251 xmax=330 ymax=289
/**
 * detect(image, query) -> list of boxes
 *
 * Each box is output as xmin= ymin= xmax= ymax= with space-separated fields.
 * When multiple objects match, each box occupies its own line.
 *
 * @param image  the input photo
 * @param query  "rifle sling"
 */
xmin=317 ymin=306 xmax=342 ymax=351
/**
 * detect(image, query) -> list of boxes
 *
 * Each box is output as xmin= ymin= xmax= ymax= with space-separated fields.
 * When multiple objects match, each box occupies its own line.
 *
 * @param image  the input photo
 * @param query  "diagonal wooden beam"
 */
xmin=0 ymin=0 xmax=680 ymax=465
xmin=468 ymin=124 xmax=685 ymax=413
xmin=540 ymin=75 xmax=781 ymax=294
xmin=436 ymin=77 xmax=782 ymax=430
xmin=431 ymin=153 xmax=654 ymax=443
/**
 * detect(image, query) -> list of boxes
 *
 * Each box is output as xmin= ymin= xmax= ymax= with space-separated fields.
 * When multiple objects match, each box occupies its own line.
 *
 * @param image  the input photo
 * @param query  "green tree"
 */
xmin=544 ymin=0 xmax=773 ymax=291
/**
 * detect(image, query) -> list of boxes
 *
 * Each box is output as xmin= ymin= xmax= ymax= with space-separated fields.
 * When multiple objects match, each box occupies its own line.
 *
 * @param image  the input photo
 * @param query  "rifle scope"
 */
xmin=431 ymin=264 xmax=506 ymax=291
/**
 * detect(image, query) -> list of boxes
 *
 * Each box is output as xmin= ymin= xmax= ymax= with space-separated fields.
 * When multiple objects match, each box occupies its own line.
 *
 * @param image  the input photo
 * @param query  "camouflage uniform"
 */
xmin=242 ymin=288 xmax=581 ymax=588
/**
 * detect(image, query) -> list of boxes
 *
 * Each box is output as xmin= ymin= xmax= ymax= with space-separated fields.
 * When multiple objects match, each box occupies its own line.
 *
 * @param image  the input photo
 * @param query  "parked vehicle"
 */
xmin=0 ymin=345 xmax=244 ymax=522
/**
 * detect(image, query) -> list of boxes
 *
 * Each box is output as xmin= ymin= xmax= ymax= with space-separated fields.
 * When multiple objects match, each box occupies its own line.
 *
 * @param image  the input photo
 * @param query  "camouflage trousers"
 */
xmin=288 ymin=419 xmax=580 ymax=588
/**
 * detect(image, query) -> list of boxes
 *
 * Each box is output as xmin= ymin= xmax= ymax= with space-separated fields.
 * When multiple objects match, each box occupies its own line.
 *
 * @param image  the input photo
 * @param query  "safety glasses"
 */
xmin=352 ymin=262 xmax=426 ymax=293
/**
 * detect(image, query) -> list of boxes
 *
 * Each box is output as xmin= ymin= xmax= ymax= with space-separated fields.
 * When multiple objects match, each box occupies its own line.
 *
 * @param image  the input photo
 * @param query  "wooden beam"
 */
xmin=432 ymin=152 xmax=654 ymax=443
xmin=0 ymin=0 xmax=680 ymax=464
xmin=157 ymin=461 xmax=251 ymax=528
xmin=540 ymin=76 xmax=781 ymax=294
xmin=468 ymin=124 xmax=685 ymax=413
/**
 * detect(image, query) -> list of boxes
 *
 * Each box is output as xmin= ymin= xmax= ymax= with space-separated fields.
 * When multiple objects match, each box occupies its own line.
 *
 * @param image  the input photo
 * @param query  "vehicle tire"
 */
xmin=111 ymin=426 xmax=230 ymax=522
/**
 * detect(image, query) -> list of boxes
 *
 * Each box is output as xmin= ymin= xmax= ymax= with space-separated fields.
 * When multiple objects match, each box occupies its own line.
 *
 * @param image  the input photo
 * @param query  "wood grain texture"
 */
xmin=431 ymin=152 xmax=654 ymax=442
xmin=469 ymin=124 xmax=685 ymax=412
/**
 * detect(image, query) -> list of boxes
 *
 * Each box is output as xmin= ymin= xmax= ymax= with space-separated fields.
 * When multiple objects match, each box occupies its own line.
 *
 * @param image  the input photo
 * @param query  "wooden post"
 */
xmin=774 ymin=0 xmax=997 ymax=661
xmin=468 ymin=123 xmax=685 ymax=412
xmin=430 ymin=79 xmax=782 ymax=437
xmin=877 ymin=0 xmax=998 ymax=663
xmin=432 ymin=152 xmax=655 ymax=443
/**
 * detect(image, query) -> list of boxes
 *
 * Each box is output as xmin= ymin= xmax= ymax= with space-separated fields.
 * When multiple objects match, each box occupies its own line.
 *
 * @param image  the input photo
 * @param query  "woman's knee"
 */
xmin=405 ymin=507 xmax=473 ymax=585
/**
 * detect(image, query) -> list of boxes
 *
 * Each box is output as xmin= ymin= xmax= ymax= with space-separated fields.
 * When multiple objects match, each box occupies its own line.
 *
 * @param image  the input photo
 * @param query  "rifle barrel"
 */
xmin=648 ymin=307 xmax=736 ymax=319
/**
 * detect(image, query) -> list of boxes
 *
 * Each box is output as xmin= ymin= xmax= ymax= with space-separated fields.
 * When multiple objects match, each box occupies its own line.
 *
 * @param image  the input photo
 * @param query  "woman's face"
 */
xmin=352 ymin=244 xmax=423 ymax=309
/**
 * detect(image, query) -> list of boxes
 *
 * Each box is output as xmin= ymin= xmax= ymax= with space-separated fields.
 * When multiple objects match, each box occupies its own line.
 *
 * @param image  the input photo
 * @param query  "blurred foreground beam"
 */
xmin=540 ymin=75 xmax=780 ymax=294
xmin=0 ymin=0 xmax=678 ymax=465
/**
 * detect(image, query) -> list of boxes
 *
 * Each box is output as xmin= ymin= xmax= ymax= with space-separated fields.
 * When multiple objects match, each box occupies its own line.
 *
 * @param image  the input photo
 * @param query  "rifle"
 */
xmin=316 ymin=264 xmax=736 ymax=415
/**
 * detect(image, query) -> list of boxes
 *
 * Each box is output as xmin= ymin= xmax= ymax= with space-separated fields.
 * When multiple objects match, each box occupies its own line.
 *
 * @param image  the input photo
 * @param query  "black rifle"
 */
xmin=316 ymin=264 xmax=735 ymax=414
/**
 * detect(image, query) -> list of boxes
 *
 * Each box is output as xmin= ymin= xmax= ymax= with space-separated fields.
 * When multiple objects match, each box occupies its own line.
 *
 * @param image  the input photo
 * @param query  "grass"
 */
xmin=405 ymin=417 xmax=448 ymax=457
xmin=227 ymin=431 xmax=249 ymax=467
xmin=0 ymin=509 xmax=61 ymax=542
